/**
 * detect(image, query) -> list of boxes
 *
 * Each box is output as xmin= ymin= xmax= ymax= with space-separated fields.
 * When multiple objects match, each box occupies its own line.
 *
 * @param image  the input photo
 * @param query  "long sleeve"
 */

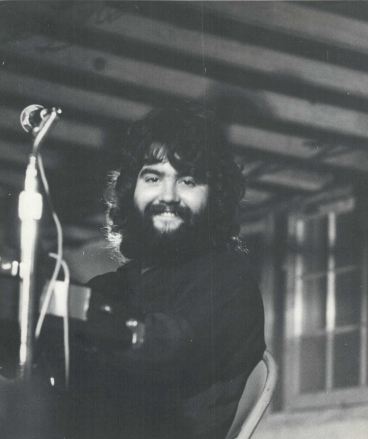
xmin=68 ymin=248 xmax=265 ymax=439
xmin=84 ymin=249 xmax=265 ymax=376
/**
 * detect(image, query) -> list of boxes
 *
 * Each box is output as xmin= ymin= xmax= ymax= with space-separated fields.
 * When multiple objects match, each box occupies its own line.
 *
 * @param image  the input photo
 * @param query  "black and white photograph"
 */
xmin=0 ymin=1 xmax=367 ymax=438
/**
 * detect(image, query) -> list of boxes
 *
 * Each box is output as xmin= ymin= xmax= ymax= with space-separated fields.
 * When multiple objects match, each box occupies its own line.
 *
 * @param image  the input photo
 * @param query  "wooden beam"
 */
xmin=0 ymin=105 xmax=105 ymax=149
xmin=85 ymin=9 xmax=368 ymax=101
xmin=237 ymin=156 xmax=333 ymax=194
xmin=204 ymin=2 xmax=368 ymax=54
xmin=241 ymin=188 xmax=273 ymax=206
xmin=0 ymin=139 xmax=59 ymax=168
xmin=257 ymin=167 xmax=333 ymax=192
xmin=323 ymin=149 xmax=368 ymax=171
xmin=4 ymin=35 xmax=368 ymax=143
xmin=2 ymin=77 xmax=368 ymax=183
xmin=251 ymin=90 xmax=368 ymax=140
xmin=0 ymin=70 xmax=151 ymax=122
xmin=2 ymin=71 xmax=368 ymax=182
xmin=229 ymin=124 xmax=368 ymax=173
xmin=229 ymin=124 xmax=317 ymax=159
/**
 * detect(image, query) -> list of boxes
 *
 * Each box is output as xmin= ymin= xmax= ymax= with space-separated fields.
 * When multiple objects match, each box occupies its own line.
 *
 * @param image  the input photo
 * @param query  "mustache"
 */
xmin=145 ymin=203 xmax=190 ymax=220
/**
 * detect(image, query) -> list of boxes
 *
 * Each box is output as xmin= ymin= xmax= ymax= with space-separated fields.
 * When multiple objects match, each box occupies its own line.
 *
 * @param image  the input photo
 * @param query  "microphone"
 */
xmin=20 ymin=104 xmax=52 ymax=133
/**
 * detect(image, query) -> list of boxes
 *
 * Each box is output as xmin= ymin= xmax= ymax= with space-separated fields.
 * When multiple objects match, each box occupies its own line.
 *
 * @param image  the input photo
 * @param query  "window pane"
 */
xmin=302 ymin=276 xmax=327 ymax=333
xmin=335 ymin=212 xmax=360 ymax=268
xmin=302 ymin=217 xmax=328 ymax=274
xmin=335 ymin=270 xmax=361 ymax=327
xmin=333 ymin=330 xmax=360 ymax=388
xmin=366 ymin=338 xmax=368 ymax=385
xmin=300 ymin=335 xmax=326 ymax=393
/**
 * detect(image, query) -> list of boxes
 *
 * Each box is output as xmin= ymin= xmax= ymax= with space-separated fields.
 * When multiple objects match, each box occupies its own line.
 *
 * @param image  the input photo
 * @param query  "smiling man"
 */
xmin=133 ymin=158 xmax=209 ymax=256
xmin=135 ymin=160 xmax=209 ymax=235
xmin=67 ymin=105 xmax=266 ymax=439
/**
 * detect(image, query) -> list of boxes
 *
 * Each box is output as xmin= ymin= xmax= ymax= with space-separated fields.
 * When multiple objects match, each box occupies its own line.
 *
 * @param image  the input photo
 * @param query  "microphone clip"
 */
xmin=20 ymin=104 xmax=62 ymax=154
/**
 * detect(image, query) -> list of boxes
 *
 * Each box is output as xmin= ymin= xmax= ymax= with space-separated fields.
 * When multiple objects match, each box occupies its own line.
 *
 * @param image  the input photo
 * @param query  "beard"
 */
xmin=121 ymin=202 xmax=211 ymax=265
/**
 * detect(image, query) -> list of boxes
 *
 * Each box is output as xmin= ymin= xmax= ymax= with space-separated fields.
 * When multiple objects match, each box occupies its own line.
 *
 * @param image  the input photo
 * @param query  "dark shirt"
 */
xmin=67 ymin=247 xmax=265 ymax=439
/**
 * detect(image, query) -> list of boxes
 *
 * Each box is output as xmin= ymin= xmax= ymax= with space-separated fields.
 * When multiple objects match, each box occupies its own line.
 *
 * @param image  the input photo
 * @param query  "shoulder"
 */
xmin=86 ymin=263 xmax=131 ymax=293
xmin=85 ymin=264 xmax=134 ymax=318
xmin=184 ymin=247 xmax=260 ymax=300
xmin=87 ymin=271 xmax=118 ymax=290
xmin=208 ymin=246 xmax=257 ymax=280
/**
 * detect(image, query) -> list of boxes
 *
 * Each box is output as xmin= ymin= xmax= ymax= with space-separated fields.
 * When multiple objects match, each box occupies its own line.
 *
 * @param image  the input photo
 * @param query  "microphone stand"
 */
xmin=17 ymin=108 xmax=61 ymax=380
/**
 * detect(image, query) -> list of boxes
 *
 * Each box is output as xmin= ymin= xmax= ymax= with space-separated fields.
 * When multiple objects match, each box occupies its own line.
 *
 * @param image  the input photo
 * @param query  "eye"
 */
xmin=143 ymin=175 xmax=159 ymax=183
xmin=180 ymin=177 xmax=196 ymax=187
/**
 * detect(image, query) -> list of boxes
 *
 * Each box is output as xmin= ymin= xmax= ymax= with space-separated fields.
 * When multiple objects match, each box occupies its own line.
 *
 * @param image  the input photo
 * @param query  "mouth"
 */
xmin=147 ymin=204 xmax=189 ymax=229
xmin=149 ymin=205 xmax=184 ymax=218
xmin=155 ymin=211 xmax=179 ymax=218
xmin=150 ymin=207 xmax=184 ymax=231
xmin=154 ymin=212 xmax=183 ymax=226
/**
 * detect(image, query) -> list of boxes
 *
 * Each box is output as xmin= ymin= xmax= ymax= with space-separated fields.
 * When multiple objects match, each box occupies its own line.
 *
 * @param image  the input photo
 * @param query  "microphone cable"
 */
xmin=34 ymin=154 xmax=72 ymax=389
xmin=48 ymin=253 xmax=70 ymax=389
xmin=34 ymin=154 xmax=63 ymax=341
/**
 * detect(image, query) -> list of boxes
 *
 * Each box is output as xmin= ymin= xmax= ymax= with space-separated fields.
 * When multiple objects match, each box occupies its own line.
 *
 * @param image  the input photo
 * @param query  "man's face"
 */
xmin=133 ymin=160 xmax=209 ymax=237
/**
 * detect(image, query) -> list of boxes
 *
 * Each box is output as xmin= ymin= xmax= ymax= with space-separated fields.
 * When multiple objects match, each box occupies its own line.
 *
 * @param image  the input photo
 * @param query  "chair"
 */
xmin=225 ymin=350 xmax=278 ymax=439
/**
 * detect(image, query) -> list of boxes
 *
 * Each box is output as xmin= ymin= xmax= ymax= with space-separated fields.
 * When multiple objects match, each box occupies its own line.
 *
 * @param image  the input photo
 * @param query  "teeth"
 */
xmin=159 ymin=212 xmax=176 ymax=217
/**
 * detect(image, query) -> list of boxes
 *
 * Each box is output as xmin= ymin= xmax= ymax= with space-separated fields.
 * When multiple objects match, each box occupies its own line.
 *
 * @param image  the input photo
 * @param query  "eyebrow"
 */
xmin=138 ymin=167 xmax=164 ymax=178
xmin=138 ymin=166 xmax=199 ymax=179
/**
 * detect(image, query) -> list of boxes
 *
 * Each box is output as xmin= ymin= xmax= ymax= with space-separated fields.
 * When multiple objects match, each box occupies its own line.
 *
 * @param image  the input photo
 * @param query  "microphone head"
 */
xmin=20 ymin=104 xmax=47 ymax=133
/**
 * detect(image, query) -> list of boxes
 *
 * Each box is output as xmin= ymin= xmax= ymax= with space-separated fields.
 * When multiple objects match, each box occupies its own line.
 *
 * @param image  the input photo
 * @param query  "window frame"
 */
xmin=284 ymin=195 xmax=368 ymax=410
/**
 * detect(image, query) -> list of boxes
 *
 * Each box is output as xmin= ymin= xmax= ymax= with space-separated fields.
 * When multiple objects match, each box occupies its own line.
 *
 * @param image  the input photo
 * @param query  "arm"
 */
xmin=82 ymin=251 xmax=265 ymax=383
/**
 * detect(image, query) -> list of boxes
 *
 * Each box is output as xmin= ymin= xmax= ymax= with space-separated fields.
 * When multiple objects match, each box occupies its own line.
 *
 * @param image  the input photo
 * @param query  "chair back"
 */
xmin=225 ymin=350 xmax=277 ymax=439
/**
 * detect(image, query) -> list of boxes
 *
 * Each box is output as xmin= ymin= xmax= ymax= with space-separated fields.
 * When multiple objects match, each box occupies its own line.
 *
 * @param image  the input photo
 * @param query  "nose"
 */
xmin=159 ymin=180 xmax=179 ymax=203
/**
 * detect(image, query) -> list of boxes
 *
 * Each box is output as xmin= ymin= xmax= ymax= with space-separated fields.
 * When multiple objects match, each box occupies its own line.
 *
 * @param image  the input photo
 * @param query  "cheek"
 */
xmin=182 ymin=188 xmax=209 ymax=212
xmin=134 ymin=183 xmax=163 ymax=215
xmin=133 ymin=183 xmax=150 ymax=213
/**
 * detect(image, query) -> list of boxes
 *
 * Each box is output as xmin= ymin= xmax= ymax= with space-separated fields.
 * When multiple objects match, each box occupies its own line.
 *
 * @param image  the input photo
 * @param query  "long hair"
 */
xmin=105 ymin=104 xmax=245 ymax=259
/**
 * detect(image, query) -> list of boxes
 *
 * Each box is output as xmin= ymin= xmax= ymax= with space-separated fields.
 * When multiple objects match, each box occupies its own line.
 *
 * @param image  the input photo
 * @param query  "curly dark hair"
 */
xmin=105 ymin=104 xmax=245 ymax=259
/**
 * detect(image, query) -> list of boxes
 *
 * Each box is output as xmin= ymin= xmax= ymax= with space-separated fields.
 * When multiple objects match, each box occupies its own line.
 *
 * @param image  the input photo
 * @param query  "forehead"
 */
xmin=139 ymin=160 xmax=184 ymax=177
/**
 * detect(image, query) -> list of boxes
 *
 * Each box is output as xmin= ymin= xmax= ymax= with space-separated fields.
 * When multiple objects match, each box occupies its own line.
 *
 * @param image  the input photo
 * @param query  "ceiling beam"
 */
xmin=256 ymin=167 xmax=333 ymax=193
xmin=0 ymin=139 xmax=59 ymax=168
xmin=2 ymin=71 xmax=368 ymax=187
xmin=240 ymin=188 xmax=273 ymax=206
xmin=229 ymin=124 xmax=368 ymax=174
xmin=83 ymin=9 xmax=368 ymax=104
xmin=0 ymin=105 xmax=105 ymax=150
xmin=204 ymin=2 xmax=368 ymax=55
xmin=0 ymin=70 xmax=150 ymax=124
xmin=2 ymin=78 xmax=368 ymax=183
xmin=3 ymin=36 xmax=368 ymax=144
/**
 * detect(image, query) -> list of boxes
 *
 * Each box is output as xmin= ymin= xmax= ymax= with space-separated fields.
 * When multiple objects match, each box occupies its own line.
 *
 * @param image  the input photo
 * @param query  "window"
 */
xmin=285 ymin=199 xmax=368 ymax=409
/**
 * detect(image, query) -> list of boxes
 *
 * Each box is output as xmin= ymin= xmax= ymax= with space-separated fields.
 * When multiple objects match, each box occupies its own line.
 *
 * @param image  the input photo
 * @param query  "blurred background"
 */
xmin=0 ymin=1 xmax=368 ymax=437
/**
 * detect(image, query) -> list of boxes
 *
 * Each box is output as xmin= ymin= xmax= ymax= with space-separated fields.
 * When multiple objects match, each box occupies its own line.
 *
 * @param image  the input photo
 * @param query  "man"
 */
xmin=67 ymin=105 xmax=265 ymax=439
